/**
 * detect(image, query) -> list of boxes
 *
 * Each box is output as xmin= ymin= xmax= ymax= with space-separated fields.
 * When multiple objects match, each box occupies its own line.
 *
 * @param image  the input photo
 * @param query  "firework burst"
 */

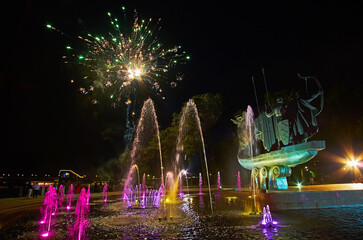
xmin=48 ymin=8 xmax=190 ymax=105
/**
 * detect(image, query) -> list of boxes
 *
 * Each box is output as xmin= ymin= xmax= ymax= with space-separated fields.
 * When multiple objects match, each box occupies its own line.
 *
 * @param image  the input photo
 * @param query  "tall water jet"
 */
xmin=199 ymin=173 xmax=202 ymax=194
xmin=237 ymin=171 xmax=241 ymax=189
xmin=124 ymin=99 xmax=164 ymax=198
xmin=191 ymin=99 xmax=214 ymax=215
xmin=217 ymin=171 xmax=221 ymax=189
xmin=174 ymin=99 xmax=213 ymax=215
xmin=246 ymin=105 xmax=257 ymax=213
xmin=176 ymin=99 xmax=213 ymax=214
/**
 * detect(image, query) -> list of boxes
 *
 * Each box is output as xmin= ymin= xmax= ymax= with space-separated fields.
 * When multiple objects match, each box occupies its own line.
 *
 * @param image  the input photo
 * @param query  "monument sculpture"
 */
xmin=232 ymin=74 xmax=325 ymax=190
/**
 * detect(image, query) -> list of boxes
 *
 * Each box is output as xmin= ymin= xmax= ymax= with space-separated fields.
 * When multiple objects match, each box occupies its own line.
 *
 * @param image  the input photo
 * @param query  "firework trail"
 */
xmin=47 ymin=7 xmax=190 ymax=146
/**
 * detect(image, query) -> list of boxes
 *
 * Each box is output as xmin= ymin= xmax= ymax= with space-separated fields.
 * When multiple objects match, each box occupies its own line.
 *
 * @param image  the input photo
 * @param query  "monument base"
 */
xmin=238 ymin=141 xmax=325 ymax=190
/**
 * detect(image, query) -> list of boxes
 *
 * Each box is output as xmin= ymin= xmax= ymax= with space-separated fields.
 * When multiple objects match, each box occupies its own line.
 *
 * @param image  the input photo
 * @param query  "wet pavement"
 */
xmin=0 ymin=189 xmax=363 ymax=239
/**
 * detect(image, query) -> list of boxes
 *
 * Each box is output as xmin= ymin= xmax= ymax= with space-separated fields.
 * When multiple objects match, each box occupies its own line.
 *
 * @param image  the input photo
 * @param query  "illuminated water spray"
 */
xmin=246 ymin=105 xmax=257 ymax=213
xmin=237 ymin=171 xmax=241 ymax=189
xmin=73 ymin=188 xmax=88 ymax=240
xmin=66 ymin=184 xmax=74 ymax=211
xmin=124 ymin=99 xmax=164 ymax=199
xmin=176 ymin=99 xmax=213 ymax=214
xmin=40 ymin=186 xmax=58 ymax=238
xmin=199 ymin=173 xmax=203 ymax=194
xmin=102 ymin=184 xmax=108 ymax=204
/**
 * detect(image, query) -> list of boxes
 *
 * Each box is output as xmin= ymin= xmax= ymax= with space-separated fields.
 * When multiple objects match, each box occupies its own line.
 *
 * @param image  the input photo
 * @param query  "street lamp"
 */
xmin=347 ymin=159 xmax=358 ymax=182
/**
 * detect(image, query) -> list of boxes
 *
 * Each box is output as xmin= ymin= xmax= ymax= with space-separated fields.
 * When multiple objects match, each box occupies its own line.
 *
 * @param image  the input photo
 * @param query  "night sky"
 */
xmin=2 ymin=1 xmax=363 ymax=175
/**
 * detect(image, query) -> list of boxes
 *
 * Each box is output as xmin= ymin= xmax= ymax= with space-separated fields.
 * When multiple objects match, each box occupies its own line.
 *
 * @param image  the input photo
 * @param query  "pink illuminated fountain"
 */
xmin=40 ymin=186 xmax=58 ymax=238
xmin=102 ymin=184 xmax=108 ymax=204
xmin=237 ymin=171 xmax=241 ymax=189
xmin=58 ymin=185 xmax=65 ymax=207
xmin=73 ymin=188 xmax=88 ymax=240
xmin=199 ymin=173 xmax=202 ymax=194
xmin=66 ymin=184 xmax=74 ymax=211
xmin=86 ymin=184 xmax=91 ymax=206
xmin=217 ymin=171 xmax=221 ymax=189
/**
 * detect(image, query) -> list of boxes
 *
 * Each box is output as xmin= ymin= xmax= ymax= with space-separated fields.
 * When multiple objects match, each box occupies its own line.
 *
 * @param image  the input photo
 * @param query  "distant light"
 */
xmin=347 ymin=159 xmax=358 ymax=167
xmin=46 ymin=24 xmax=52 ymax=29
xmin=297 ymin=183 xmax=302 ymax=189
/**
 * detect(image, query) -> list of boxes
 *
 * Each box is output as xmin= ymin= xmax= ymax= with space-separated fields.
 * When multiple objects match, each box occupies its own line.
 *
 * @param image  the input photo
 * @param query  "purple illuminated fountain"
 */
xmin=40 ymin=186 xmax=58 ymax=238
xmin=237 ymin=171 xmax=241 ymax=189
xmin=199 ymin=173 xmax=202 ymax=194
xmin=66 ymin=184 xmax=74 ymax=211
xmin=217 ymin=171 xmax=221 ymax=189
xmin=123 ymin=185 xmax=161 ymax=209
xmin=260 ymin=205 xmax=277 ymax=227
xmin=102 ymin=184 xmax=108 ymax=204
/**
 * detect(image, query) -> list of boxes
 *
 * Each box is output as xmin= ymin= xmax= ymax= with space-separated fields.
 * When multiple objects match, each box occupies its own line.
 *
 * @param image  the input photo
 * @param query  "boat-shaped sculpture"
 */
xmin=233 ymin=74 xmax=325 ymax=190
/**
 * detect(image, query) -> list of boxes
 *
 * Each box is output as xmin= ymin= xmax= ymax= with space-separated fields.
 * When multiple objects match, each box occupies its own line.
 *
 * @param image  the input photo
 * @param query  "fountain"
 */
xmin=124 ymin=99 xmax=164 ymax=202
xmin=58 ymin=185 xmax=65 ymax=208
xmin=217 ymin=171 xmax=221 ymax=189
xmin=66 ymin=184 xmax=74 ymax=211
xmin=182 ymin=169 xmax=189 ymax=197
xmin=247 ymin=106 xmax=257 ymax=213
xmin=178 ymin=172 xmax=184 ymax=199
xmin=165 ymin=172 xmax=178 ymax=203
xmin=73 ymin=188 xmax=88 ymax=240
xmin=199 ymin=173 xmax=202 ymax=194
xmin=123 ymin=185 xmax=161 ymax=208
xmin=102 ymin=184 xmax=108 ymax=204
xmin=237 ymin=171 xmax=241 ymax=189
xmin=260 ymin=205 xmax=277 ymax=227
xmin=40 ymin=186 xmax=58 ymax=238
xmin=175 ymin=99 xmax=213 ymax=215
xmin=86 ymin=184 xmax=91 ymax=206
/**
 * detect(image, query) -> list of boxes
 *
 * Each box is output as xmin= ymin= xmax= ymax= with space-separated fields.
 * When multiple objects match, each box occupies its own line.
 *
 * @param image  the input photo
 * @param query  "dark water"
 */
xmin=1 ymin=193 xmax=363 ymax=239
